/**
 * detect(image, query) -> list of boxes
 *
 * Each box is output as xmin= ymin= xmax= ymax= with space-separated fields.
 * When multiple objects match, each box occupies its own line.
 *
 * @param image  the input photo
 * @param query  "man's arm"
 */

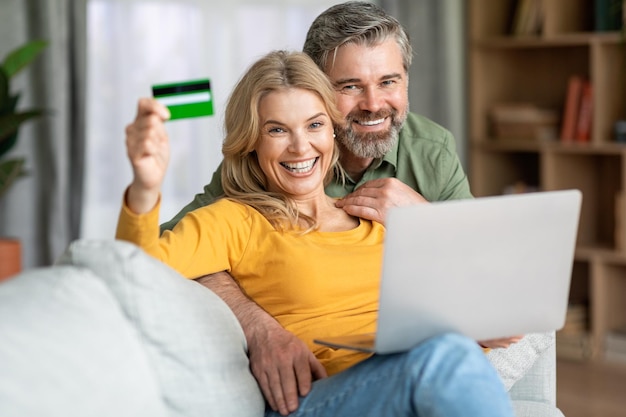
xmin=159 ymin=164 xmax=225 ymax=233
xmin=195 ymin=271 xmax=327 ymax=416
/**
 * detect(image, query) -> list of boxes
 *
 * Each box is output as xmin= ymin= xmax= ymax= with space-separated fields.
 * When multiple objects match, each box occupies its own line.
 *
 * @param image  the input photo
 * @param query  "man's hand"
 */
xmin=195 ymin=271 xmax=327 ymax=416
xmin=335 ymin=178 xmax=428 ymax=225
xmin=478 ymin=335 xmax=524 ymax=349
xmin=247 ymin=317 xmax=327 ymax=415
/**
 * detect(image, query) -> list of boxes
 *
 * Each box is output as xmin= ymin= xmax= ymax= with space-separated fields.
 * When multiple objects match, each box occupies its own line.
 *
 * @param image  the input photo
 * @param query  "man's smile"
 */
xmin=355 ymin=118 xmax=385 ymax=126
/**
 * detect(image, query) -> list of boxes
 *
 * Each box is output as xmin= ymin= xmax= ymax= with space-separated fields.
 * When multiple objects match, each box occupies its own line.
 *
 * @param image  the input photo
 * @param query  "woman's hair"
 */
xmin=303 ymin=1 xmax=412 ymax=73
xmin=221 ymin=50 xmax=344 ymax=231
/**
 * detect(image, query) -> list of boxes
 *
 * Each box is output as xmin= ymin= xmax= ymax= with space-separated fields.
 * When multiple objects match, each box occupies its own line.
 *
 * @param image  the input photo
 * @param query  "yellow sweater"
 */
xmin=116 ymin=197 xmax=385 ymax=375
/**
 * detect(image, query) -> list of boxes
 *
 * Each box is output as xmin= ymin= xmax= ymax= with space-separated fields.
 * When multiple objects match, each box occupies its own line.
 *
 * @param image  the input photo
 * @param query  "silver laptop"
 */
xmin=314 ymin=189 xmax=582 ymax=354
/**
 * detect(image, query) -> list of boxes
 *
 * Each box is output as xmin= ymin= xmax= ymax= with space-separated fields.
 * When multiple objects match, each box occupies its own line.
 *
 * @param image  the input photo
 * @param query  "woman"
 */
xmin=117 ymin=50 xmax=513 ymax=417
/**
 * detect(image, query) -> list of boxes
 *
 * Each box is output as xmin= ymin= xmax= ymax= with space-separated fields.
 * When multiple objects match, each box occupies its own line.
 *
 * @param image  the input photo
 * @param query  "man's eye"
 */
xmin=341 ymin=85 xmax=362 ymax=96
xmin=381 ymin=80 xmax=396 ymax=87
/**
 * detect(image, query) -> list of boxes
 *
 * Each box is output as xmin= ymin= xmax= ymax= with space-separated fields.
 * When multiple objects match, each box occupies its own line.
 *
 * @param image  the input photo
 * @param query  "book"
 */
xmin=560 ymin=304 xmax=588 ymax=334
xmin=594 ymin=0 xmax=623 ymax=32
xmin=511 ymin=0 xmax=544 ymax=35
xmin=560 ymin=75 xmax=585 ymax=142
xmin=490 ymin=103 xmax=559 ymax=141
xmin=556 ymin=332 xmax=593 ymax=360
xmin=574 ymin=81 xmax=593 ymax=142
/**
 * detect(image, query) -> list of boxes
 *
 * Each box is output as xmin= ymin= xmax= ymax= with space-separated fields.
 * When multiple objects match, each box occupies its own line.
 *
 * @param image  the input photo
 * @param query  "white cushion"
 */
xmin=57 ymin=239 xmax=264 ymax=417
xmin=0 ymin=265 xmax=168 ymax=417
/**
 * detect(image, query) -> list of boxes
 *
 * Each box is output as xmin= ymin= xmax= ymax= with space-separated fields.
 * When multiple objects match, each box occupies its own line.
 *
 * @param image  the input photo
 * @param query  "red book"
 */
xmin=575 ymin=81 xmax=593 ymax=142
xmin=560 ymin=75 xmax=584 ymax=142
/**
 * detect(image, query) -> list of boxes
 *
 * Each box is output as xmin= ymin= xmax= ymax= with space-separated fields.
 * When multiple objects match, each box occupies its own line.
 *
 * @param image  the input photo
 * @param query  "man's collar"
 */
xmin=381 ymin=135 xmax=399 ymax=168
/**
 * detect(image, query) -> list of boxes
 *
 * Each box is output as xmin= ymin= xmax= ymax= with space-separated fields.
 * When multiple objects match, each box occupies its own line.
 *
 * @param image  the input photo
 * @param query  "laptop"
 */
xmin=314 ymin=189 xmax=582 ymax=354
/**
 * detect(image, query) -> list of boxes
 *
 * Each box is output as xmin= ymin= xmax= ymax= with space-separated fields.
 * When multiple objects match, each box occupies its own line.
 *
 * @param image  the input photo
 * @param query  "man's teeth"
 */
xmin=281 ymin=158 xmax=317 ymax=173
xmin=357 ymin=118 xmax=385 ymax=126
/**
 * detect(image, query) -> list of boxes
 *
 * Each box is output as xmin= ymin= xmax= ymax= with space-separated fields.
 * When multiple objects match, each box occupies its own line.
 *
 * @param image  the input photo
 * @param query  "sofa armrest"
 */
xmin=508 ymin=337 xmax=556 ymax=405
xmin=500 ymin=332 xmax=566 ymax=417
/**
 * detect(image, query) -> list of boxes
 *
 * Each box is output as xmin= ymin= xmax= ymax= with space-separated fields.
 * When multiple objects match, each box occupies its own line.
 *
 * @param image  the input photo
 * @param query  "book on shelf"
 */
xmin=560 ymin=303 xmax=588 ymax=334
xmin=574 ymin=81 xmax=593 ymax=142
xmin=490 ymin=102 xmax=559 ymax=141
xmin=560 ymin=75 xmax=585 ymax=142
xmin=511 ymin=0 xmax=544 ymax=36
xmin=556 ymin=304 xmax=592 ymax=360
xmin=594 ymin=0 xmax=624 ymax=32
xmin=556 ymin=332 xmax=593 ymax=360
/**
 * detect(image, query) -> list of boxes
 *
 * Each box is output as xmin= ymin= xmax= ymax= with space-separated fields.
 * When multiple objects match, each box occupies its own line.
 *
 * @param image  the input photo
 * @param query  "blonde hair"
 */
xmin=221 ymin=50 xmax=344 ymax=231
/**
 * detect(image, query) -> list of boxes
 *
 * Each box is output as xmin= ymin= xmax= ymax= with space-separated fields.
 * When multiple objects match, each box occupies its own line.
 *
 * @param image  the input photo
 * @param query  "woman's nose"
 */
xmin=288 ymin=131 xmax=308 ymax=153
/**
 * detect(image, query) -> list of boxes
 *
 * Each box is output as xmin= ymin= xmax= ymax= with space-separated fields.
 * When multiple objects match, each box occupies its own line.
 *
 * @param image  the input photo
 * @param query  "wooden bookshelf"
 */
xmin=467 ymin=0 xmax=626 ymax=362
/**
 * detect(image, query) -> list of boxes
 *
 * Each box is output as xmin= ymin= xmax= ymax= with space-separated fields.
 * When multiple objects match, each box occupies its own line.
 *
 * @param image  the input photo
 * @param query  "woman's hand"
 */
xmin=124 ymin=98 xmax=171 ymax=213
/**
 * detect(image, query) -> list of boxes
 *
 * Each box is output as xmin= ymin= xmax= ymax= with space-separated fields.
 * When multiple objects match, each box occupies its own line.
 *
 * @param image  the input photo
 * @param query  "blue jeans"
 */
xmin=265 ymin=333 xmax=513 ymax=417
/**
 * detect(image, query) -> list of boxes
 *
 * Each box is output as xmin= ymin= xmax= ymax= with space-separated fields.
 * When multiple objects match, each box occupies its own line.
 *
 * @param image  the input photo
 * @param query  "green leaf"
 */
xmin=1 ymin=40 xmax=48 ymax=79
xmin=0 ymin=69 xmax=8 ymax=112
xmin=0 ymin=110 xmax=44 ymax=158
xmin=0 ymin=110 xmax=44 ymax=142
xmin=0 ymin=158 xmax=26 ymax=200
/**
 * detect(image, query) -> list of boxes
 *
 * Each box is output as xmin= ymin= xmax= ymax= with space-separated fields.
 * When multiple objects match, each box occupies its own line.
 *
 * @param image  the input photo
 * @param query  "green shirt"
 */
xmin=160 ymin=112 xmax=472 ymax=232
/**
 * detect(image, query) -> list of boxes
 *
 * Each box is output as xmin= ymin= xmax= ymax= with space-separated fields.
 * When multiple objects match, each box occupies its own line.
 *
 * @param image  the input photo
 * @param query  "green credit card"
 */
xmin=152 ymin=78 xmax=213 ymax=120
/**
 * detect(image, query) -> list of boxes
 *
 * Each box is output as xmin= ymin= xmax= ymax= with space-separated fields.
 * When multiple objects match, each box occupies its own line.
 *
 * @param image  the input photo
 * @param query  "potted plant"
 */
xmin=0 ymin=40 xmax=48 ymax=281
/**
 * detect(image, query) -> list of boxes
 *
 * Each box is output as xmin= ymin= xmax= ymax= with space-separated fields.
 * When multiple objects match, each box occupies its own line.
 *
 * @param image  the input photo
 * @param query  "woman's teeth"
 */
xmin=281 ymin=157 xmax=317 ymax=173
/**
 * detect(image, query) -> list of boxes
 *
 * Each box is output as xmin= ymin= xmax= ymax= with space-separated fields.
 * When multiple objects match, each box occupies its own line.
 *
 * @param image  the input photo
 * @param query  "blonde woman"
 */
xmin=117 ymin=50 xmax=512 ymax=417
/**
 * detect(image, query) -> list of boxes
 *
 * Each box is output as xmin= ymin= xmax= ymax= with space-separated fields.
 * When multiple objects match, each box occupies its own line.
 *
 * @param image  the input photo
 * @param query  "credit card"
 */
xmin=152 ymin=78 xmax=213 ymax=120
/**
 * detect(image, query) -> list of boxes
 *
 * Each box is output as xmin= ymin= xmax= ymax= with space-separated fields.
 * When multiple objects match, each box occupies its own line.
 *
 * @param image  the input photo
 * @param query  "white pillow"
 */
xmin=57 ymin=239 xmax=264 ymax=417
xmin=0 ymin=265 xmax=168 ymax=417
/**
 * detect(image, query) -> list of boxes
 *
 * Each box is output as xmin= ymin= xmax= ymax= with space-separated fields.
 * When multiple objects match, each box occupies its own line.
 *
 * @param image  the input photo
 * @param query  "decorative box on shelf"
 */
xmin=490 ymin=103 xmax=560 ymax=141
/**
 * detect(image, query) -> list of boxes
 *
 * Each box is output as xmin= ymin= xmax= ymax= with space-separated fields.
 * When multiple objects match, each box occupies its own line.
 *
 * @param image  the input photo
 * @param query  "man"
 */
xmin=159 ymin=2 xmax=515 ymax=415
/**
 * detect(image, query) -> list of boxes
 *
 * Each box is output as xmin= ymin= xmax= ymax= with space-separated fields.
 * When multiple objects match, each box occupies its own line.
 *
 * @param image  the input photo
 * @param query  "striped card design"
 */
xmin=152 ymin=79 xmax=213 ymax=120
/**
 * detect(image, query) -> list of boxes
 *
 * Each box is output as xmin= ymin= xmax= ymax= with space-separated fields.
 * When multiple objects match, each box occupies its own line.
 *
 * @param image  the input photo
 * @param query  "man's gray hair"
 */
xmin=303 ymin=1 xmax=413 ymax=73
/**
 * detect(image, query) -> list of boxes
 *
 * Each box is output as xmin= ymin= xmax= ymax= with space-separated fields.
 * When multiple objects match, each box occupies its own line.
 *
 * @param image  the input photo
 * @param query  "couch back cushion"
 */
xmin=57 ymin=239 xmax=264 ymax=417
xmin=0 ymin=265 xmax=169 ymax=417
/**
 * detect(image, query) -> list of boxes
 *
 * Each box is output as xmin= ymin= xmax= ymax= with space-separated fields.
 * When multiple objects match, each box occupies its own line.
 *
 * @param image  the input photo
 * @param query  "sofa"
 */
xmin=0 ymin=239 xmax=564 ymax=416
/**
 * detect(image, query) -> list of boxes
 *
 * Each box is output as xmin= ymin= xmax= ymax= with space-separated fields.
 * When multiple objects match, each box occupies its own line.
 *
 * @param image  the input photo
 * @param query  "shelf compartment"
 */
xmin=470 ymin=46 xmax=589 ymax=142
xmin=543 ymin=152 xmax=622 ymax=249
xmin=469 ymin=149 xmax=540 ymax=196
xmin=469 ymin=0 xmax=594 ymax=39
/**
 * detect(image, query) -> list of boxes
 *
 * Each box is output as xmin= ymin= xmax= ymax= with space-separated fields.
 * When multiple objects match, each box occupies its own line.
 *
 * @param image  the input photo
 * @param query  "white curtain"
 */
xmin=82 ymin=0 xmax=340 ymax=239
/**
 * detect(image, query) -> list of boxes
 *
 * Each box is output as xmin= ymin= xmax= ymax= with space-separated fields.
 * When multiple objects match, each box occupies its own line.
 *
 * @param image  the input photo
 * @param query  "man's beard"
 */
xmin=335 ymin=108 xmax=407 ymax=159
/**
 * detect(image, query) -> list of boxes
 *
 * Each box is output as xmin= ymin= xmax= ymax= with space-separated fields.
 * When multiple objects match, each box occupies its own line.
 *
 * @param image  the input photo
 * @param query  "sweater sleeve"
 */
xmin=116 ymin=194 xmax=249 ymax=279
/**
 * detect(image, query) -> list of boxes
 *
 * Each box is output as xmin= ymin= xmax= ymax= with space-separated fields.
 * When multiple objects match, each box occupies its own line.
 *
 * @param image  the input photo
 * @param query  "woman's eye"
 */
xmin=309 ymin=121 xmax=323 ymax=129
xmin=268 ymin=127 xmax=286 ymax=134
